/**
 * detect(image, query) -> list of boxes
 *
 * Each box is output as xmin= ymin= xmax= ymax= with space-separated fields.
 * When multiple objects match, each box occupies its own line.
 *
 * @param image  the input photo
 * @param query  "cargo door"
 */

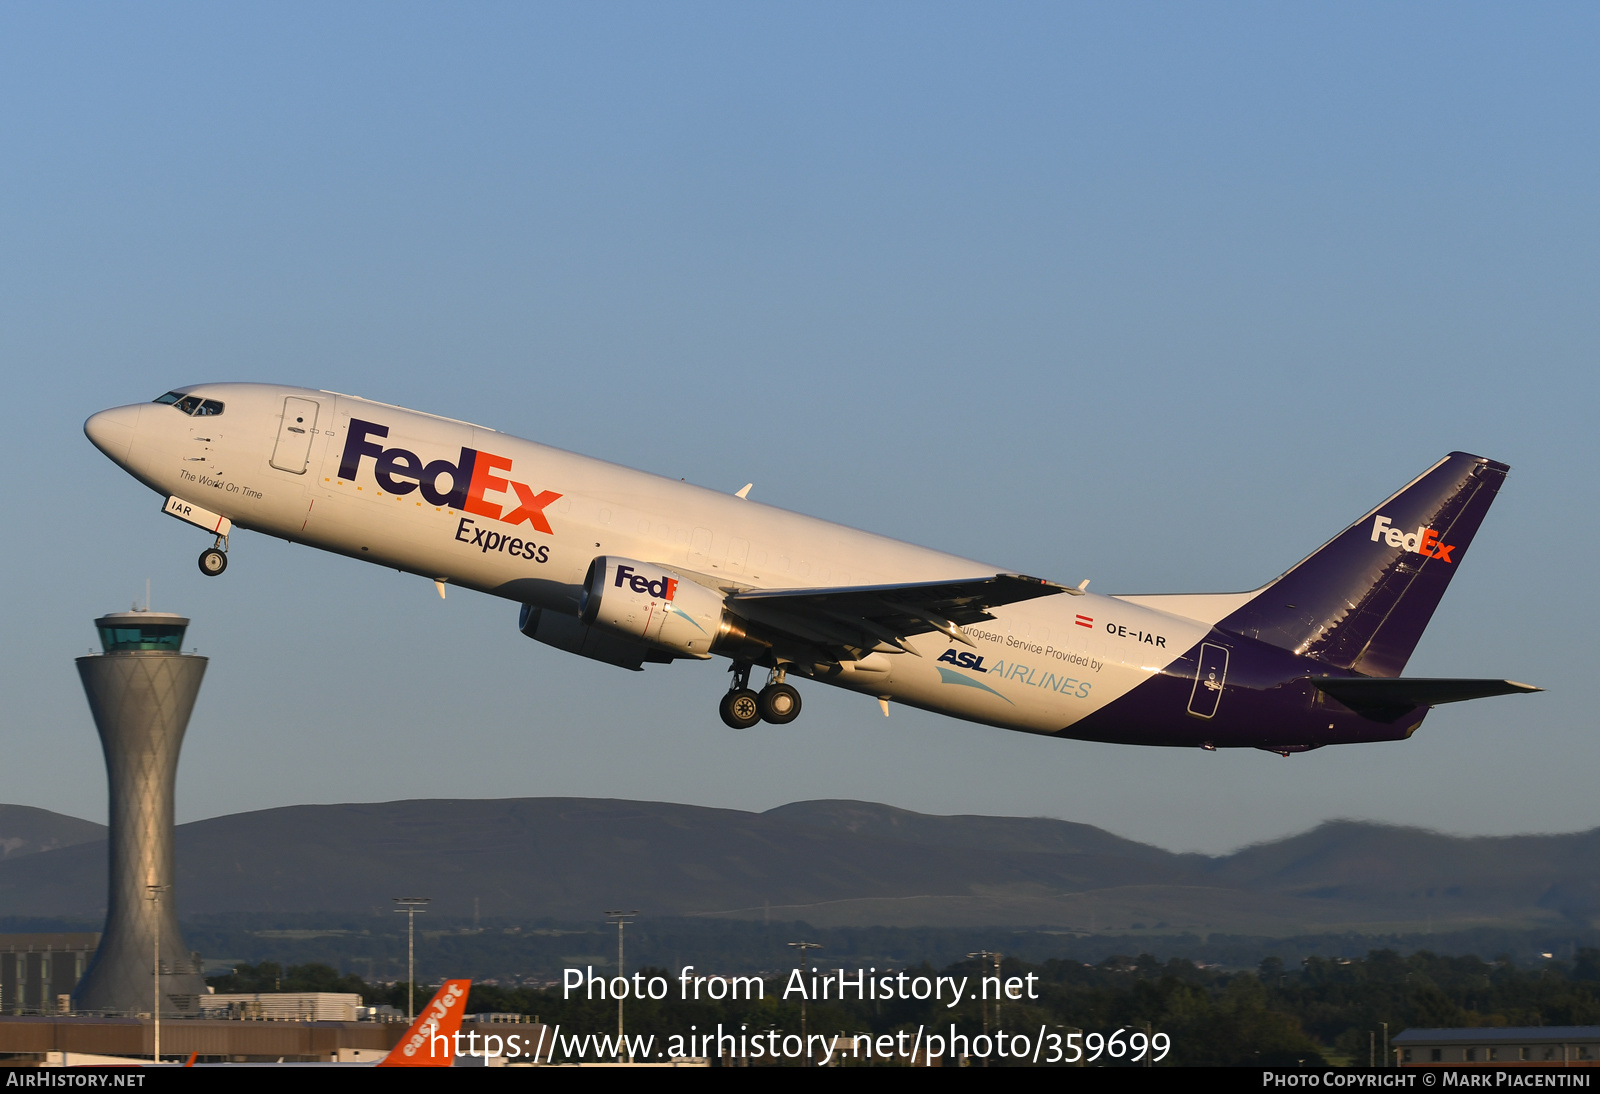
xmin=270 ymin=397 xmax=320 ymax=473
xmin=1186 ymin=642 xmax=1229 ymax=719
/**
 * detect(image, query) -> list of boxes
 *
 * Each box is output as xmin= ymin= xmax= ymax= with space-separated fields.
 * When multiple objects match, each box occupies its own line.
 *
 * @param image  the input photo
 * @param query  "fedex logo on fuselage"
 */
xmin=339 ymin=419 xmax=561 ymax=533
xmin=1370 ymin=515 xmax=1455 ymax=562
xmin=614 ymin=563 xmax=678 ymax=601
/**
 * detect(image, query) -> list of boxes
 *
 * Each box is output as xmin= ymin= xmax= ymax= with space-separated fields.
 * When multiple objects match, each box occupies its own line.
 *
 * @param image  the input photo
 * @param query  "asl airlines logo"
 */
xmin=339 ymin=419 xmax=561 ymax=532
xmin=937 ymin=649 xmax=989 ymax=672
xmin=1370 ymin=515 xmax=1455 ymax=563
xmin=614 ymin=563 xmax=678 ymax=601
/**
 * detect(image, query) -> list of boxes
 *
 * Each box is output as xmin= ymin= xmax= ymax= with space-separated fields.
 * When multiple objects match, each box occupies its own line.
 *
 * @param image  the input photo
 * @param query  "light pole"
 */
xmin=148 ymin=884 xmax=169 ymax=1063
xmin=393 ymin=897 xmax=430 ymax=1021
xmin=967 ymin=950 xmax=1002 ymax=1066
xmin=605 ymin=911 xmax=638 ymax=1063
xmin=788 ymin=941 xmax=823 ymax=1065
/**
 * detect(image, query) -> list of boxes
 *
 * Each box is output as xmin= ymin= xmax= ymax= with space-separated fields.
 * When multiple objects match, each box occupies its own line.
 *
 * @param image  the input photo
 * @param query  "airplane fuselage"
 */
xmin=86 ymin=382 xmax=1496 ymax=751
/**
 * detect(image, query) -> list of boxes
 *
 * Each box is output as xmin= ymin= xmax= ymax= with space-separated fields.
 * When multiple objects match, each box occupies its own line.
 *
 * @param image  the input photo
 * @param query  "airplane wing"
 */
xmin=727 ymin=573 xmax=1067 ymax=660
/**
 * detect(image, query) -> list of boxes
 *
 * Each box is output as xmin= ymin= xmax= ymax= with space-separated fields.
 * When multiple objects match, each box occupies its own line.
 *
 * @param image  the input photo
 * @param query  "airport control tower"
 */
xmin=71 ymin=610 xmax=208 ymax=1016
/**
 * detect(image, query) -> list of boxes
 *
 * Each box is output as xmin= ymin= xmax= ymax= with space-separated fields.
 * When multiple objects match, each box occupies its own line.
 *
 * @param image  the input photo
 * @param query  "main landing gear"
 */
xmin=198 ymin=534 xmax=229 ymax=577
xmin=719 ymin=686 xmax=760 ymax=730
xmin=720 ymin=664 xmax=803 ymax=729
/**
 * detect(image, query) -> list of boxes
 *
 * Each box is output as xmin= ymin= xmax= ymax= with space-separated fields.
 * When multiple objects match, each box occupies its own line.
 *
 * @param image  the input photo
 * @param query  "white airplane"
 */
xmin=84 ymin=384 xmax=1537 ymax=752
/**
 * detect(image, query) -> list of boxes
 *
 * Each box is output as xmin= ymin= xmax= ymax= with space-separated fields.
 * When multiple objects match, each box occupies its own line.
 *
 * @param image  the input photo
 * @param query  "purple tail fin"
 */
xmin=1217 ymin=452 xmax=1508 ymax=677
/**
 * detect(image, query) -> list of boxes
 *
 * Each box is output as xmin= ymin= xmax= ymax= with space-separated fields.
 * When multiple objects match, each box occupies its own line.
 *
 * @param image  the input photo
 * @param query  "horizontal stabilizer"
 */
xmin=1310 ymin=676 xmax=1542 ymax=713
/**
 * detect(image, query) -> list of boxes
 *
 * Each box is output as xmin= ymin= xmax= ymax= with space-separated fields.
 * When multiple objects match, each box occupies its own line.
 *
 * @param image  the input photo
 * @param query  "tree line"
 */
xmin=208 ymin=947 xmax=1600 ymax=1066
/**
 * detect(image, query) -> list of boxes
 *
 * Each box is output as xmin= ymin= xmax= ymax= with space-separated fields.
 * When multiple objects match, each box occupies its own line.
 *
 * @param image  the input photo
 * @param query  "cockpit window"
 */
xmin=154 ymin=392 xmax=224 ymax=416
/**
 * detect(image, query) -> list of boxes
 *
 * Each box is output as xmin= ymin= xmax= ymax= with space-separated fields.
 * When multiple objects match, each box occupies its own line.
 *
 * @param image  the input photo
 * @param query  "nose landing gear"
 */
xmin=720 ymin=664 xmax=803 ymax=728
xmin=198 ymin=534 xmax=229 ymax=577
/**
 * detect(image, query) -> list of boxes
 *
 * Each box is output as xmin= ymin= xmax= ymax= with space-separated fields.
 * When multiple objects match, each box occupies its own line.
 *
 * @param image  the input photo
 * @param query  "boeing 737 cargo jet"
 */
xmin=84 ymin=384 xmax=1537 ymax=753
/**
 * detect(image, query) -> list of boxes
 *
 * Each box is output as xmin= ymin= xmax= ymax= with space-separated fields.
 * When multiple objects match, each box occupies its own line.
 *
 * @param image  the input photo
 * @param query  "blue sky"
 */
xmin=2 ymin=3 xmax=1595 ymax=854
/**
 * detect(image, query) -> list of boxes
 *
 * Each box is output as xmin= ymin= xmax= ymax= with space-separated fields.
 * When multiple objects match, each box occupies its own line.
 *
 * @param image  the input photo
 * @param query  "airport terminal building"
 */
xmin=1395 ymin=1027 xmax=1600 ymax=1066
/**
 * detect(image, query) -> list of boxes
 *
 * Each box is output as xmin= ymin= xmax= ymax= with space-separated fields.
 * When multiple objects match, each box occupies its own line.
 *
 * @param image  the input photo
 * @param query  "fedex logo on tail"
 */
xmin=614 ymin=563 xmax=678 ymax=601
xmin=1371 ymin=515 xmax=1456 ymax=562
xmin=339 ymin=419 xmax=561 ymax=533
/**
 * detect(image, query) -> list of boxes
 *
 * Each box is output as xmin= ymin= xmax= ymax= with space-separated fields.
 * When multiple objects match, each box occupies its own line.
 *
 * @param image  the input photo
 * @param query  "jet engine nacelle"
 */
xmin=580 ymin=556 xmax=728 ymax=659
xmin=519 ymin=602 xmax=660 ymax=671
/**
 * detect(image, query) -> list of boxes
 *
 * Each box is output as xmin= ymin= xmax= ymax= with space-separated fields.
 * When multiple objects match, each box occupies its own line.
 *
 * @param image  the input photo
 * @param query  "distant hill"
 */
xmin=0 ymin=804 xmax=105 ymax=861
xmin=0 ymin=798 xmax=1594 ymax=935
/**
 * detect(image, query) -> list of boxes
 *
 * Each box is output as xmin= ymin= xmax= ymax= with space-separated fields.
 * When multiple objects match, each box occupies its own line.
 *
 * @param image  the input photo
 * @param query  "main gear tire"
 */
xmin=758 ymin=683 xmax=802 ymax=725
xmin=720 ymin=689 xmax=761 ymax=729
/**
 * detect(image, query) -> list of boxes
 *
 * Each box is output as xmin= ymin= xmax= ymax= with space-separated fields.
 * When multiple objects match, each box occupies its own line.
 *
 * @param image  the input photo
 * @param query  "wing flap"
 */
xmin=728 ymin=573 xmax=1066 ymax=660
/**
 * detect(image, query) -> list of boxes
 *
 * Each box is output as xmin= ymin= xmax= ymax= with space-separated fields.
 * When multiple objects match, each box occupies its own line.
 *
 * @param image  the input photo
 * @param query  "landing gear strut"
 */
xmin=198 ymin=534 xmax=228 ymax=577
xmin=720 ymin=663 xmax=760 ymax=729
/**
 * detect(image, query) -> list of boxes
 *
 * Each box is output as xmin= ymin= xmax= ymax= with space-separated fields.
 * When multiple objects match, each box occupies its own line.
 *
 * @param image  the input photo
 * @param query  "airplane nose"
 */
xmin=84 ymin=404 xmax=142 ymax=463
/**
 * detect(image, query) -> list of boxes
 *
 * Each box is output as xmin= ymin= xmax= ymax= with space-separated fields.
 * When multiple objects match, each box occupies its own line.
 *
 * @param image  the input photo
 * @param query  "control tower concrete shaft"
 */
xmin=71 ymin=611 xmax=208 ymax=1016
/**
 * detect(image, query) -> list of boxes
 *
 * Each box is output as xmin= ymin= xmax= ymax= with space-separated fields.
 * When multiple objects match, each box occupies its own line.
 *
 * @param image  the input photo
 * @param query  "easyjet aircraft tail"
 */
xmin=1216 ymin=451 xmax=1508 ymax=677
xmin=377 ymin=980 xmax=472 ymax=1067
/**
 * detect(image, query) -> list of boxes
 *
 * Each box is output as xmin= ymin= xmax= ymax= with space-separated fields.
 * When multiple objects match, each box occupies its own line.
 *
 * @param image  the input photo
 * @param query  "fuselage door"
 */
xmin=1186 ymin=642 xmax=1230 ymax=719
xmin=270 ymin=397 xmax=321 ymax=474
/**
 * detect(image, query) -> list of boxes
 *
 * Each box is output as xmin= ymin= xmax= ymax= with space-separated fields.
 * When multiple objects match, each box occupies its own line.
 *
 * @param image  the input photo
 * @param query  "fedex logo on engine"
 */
xmin=1370 ymin=515 xmax=1455 ymax=562
xmin=339 ymin=419 xmax=561 ymax=533
xmin=614 ymin=563 xmax=678 ymax=601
